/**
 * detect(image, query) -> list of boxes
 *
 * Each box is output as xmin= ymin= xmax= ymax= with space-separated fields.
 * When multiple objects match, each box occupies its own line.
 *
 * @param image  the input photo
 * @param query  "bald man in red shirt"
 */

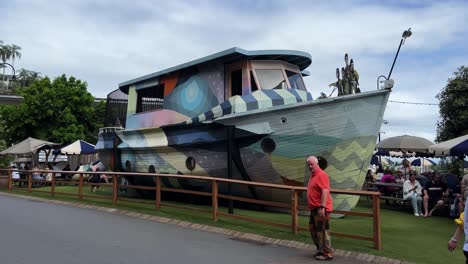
xmin=306 ymin=156 xmax=333 ymax=261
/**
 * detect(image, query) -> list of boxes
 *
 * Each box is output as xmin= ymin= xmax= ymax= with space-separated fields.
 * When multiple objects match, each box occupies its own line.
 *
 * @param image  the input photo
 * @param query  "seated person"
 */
xmin=394 ymin=170 xmax=405 ymax=184
xmin=363 ymin=169 xmax=377 ymax=190
xmin=416 ymin=172 xmax=429 ymax=189
xmin=423 ymin=172 xmax=449 ymax=217
xmin=403 ymin=171 xmax=423 ymax=216
xmin=445 ymin=170 xmax=460 ymax=198
xmin=379 ymin=169 xmax=396 ymax=196
xmin=62 ymin=164 xmax=71 ymax=180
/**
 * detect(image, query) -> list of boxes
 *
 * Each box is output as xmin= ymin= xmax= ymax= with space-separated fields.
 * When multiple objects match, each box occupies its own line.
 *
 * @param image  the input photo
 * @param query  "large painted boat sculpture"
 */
xmin=96 ymin=47 xmax=390 ymax=212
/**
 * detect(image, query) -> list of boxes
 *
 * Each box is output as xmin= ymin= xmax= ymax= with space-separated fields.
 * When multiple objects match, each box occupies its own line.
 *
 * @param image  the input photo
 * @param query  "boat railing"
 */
xmin=0 ymin=168 xmax=382 ymax=250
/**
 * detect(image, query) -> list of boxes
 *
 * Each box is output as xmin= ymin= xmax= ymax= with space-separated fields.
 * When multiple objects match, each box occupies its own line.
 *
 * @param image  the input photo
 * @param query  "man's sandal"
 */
xmin=313 ymin=252 xmax=323 ymax=258
xmin=314 ymin=254 xmax=333 ymax=261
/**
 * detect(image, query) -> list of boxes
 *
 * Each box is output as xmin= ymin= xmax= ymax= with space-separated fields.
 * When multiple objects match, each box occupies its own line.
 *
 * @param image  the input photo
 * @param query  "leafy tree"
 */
xmin=0 ymin=74 xmax=105 ymax=145
xmin=436 ymin=66 xmax=468 ymax=142
xmin=14 ymin=68 xmax=42 ymax=89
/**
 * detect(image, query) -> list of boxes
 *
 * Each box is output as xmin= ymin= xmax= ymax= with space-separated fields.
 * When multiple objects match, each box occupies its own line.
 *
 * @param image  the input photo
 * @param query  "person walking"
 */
xmin=448 ymin=199 xmax=468 ymax=263
xmin=306 ymin=156 xmax=333 ymax=261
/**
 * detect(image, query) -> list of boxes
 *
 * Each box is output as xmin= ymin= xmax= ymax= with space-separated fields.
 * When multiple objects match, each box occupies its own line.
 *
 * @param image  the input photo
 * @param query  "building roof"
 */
xmin=119 ymin=47 xmax=312 ymax=92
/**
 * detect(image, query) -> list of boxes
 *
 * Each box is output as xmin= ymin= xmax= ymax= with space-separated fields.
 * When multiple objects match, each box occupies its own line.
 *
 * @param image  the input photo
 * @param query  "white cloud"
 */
xmin=1 ymin=0 xmax=467 ymax=141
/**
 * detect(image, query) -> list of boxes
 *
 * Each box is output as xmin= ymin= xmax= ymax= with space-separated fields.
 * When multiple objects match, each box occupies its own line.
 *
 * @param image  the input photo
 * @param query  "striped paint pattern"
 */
xmin=185 ymin=89 xmax=313 ymax=124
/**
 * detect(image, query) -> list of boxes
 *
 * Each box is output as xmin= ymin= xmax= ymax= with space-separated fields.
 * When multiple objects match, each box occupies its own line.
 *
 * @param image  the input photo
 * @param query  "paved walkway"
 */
xmin=0 ymin=192 xmax=412 ymax=264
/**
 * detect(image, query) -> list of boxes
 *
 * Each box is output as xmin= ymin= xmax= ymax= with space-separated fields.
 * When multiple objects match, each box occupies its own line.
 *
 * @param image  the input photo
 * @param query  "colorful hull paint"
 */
xmin=98 ymin=88 xmax=390 ymax=212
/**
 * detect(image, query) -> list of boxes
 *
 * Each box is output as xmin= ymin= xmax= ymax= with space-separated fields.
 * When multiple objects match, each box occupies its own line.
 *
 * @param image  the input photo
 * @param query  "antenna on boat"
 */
xmin=378 ymin=28 xmax=412 ymax=89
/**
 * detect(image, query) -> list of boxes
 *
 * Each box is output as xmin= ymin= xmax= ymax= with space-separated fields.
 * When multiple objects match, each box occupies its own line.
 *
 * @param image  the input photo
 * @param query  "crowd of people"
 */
xmin=365 ymin=163 xmax=464 ymax=218
xmin=10 ymin=162 xmax=109 ymax=191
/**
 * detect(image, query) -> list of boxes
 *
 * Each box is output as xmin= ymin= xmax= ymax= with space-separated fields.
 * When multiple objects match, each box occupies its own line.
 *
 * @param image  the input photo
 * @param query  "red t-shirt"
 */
xmin=307 ymin=168 xmax=333 ymax=212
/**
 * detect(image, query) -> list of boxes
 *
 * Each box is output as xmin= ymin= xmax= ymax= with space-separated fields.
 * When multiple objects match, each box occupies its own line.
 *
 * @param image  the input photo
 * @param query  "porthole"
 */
xmin=148 ymin=165 xmax=156 ymax=173
xmin=280 ymin=117 xmax=288 ymax=124
xmin=186 ymin=156 xmax=196 ymax=171
xmin=261 ymin=137 xmax=276 ymax=153
xmin=317 ymin=156 xmax=328 ymax=170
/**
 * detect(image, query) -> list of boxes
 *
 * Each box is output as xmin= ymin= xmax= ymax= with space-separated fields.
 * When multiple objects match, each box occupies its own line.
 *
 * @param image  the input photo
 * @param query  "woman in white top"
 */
xmin=403 ymin=171 xmax=423 ymax=216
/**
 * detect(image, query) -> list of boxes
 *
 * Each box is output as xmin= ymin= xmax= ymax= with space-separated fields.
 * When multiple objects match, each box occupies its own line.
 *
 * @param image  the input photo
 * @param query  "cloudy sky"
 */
xmin=1 ymin=0 xmax=467 ymax=142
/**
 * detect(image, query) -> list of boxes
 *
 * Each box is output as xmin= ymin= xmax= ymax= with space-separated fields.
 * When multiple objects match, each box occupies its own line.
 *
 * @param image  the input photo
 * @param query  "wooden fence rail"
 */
xmin=0 ymin=168 xmax=381 ymax=250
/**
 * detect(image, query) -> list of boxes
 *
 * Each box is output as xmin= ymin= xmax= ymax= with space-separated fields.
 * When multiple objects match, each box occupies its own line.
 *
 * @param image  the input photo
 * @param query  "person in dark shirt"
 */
xmin=423 ymin=173 xmax=448 ymax=217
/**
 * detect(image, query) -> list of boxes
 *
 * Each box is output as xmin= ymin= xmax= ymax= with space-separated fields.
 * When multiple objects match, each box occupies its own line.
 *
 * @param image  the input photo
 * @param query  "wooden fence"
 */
xmin=0 ymin=168 xmax=381 ymax=250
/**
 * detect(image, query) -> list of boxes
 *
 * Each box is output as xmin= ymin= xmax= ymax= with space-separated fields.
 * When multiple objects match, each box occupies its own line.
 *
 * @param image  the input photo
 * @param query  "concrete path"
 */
xmin=0 ymin=193 xmax=409 ymax=264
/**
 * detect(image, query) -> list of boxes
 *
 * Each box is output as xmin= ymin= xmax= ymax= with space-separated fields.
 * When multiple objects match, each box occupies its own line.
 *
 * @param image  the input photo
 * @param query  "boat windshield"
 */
xmin=286 ymin=70 xmax=306 ymax=90
xmin=255 ymin=69 xmax=287 ymax=90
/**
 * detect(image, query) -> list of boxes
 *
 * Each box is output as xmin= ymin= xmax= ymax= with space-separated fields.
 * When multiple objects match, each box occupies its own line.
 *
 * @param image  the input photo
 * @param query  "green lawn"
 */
xmin=2 ymin=186 xmax=464 ymax=264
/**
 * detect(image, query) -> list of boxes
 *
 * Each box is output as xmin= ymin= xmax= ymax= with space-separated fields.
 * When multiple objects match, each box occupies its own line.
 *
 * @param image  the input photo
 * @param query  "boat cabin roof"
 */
xmin=119 ymin=47 xmax=312 ymax=93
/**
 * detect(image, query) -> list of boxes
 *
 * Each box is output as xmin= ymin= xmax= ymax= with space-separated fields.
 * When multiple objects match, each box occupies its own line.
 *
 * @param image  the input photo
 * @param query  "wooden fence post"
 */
xmin=8 ymin=168 xmax=12 ymax=191
xmin=372 ymin=193 xmax=382 ymax=250
xmin=212 ymin=180 xmax=218 ymax=222
xmin=51 ymin=172 xmax=56 ymax=197
xmin=155 ymin=176 xmax=161 ymax=209
xmin=291 ymin=190 xmax=298 ymax=234
xmin=78 ymin=174 xmax=83 ymax=200
xmin=112 ymin=174 xmax=118 ymax=205
xmin=27 ymin=171 xmax=32 ymax=192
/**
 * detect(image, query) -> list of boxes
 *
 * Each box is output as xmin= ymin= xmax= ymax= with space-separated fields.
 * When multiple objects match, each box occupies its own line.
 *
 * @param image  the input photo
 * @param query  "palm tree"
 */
xmin=9 ymin=44 xmax=21 ymax=68
xmin=0 ymin=44 xmax=12 ymax=84
xmin=6 ymin=45 xmax=21 ymax=90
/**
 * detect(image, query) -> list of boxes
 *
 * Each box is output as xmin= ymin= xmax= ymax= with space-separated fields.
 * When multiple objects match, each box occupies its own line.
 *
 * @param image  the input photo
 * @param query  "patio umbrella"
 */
xmin=0 ymin=137 xmax=58 ymax=155
xmin=59 ymin=140 xmax=96 ymax=155
xmin=376 ymin=135 xmax=434 ymax=154
xmin=410 ymin=158 xmax=436 ymax=166
xmin=429 ymin=134 xmax=468 ymax=157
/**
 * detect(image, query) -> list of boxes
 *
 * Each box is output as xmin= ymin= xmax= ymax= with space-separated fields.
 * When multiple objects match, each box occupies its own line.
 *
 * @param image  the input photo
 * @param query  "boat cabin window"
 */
xmin=250 ymin=60 xmax=306 ymax=91
xmin=255 ymin=69 xmax=287 ymax=90
xmin=285 ymin=70 xmax=306 ymax=90
xmin=136 ymin=84 xmax=165 ymax=113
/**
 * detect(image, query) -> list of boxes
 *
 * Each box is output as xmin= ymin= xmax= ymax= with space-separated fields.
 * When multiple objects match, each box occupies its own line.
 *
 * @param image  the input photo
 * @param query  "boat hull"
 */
xmin=98 ymin=89 xmax=390 ymax=212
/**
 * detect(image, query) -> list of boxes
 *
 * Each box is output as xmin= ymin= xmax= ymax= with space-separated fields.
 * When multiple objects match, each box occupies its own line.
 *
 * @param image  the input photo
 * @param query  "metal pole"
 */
xmin=387 ymin=39 xmax=404 ymax=80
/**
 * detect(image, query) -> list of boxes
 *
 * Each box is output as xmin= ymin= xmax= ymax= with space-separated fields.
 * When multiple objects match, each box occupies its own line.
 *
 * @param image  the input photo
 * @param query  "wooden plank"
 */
xmin=332 ymin=210 xmax=373 ymax=217
xmin=82 ymin=194 xmax=112 ymax=200
xmin=160 ymin=187 xmax=212 ymax=197
xmin=218 ymin=194 xmax=290 ymax=208
xmin=155 ymin=176 xmax=161 ymax=209
xmin=121 ymin=185 xmax=155 ymax=191
xmin=78 ymin=174 xmax=83 ymax=200
xmin=53 ymin=191 xmax=78 ymax=197
xmin=51 ymin=173 xmax=56 ymax=197
xmin=112 ymin=175 xmax=118 ymax=205
xmin=291 ymin=190 xmax=298 ymax=234
xmin=372 ymin=194 xmax=382 ymax=250
xmin=162 ymin=202 xmax=212 ymax=214
xmin=31 ymin=190 xmax=51 ymax=194
xmin=212 ymin=181 xmax=218 ymax=222
xmin=7 ymin=169 xmax=12 ymax=190
xmin=218 ymin=212 xmax=290 ymax=229
xmin=27 ymin=173 xmax=32 ymax=192
xmin=118 ymin=197 xmax=154 ymax=205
